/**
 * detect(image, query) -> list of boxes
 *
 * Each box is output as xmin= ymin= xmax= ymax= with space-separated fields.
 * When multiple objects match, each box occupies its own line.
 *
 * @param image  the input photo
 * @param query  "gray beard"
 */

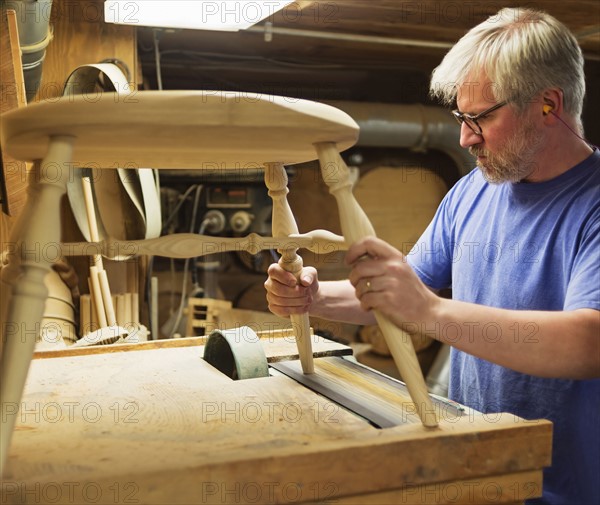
xmin=469 ymin=119 xmax=543 ymax=184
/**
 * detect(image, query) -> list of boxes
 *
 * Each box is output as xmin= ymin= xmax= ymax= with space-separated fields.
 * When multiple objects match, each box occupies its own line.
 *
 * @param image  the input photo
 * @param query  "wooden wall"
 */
xmin=0 ymin=0 xmax=142 ymax=344
xmin=0 ymin=0 xmax=137 ymax=244
xmin=36 ymin=0 xmax=137 ymax=102
xmin=0 ymin=9 xmax=28 ymax=249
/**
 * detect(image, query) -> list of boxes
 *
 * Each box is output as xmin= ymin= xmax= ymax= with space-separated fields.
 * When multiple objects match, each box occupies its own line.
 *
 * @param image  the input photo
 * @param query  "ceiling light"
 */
xmin=104 ymin=1 xmax=294 ymax=31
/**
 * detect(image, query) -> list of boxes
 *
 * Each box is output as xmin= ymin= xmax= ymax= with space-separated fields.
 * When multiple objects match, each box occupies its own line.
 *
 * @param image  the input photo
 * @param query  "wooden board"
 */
xmin=0 ymin=9 xmax=29 ymax=222
xmin=335 ymin=470 xmax=543 ymax=504
xmin=0 ymin=90 xmax=359 ymax=168
xmin=3 ymin=337 xmax=552 ymax=504
xmin=0 ymin=8 xmax=29 ymax=361
xmin=186 ymin=300 xmax=295 ymax=338
xmin=32 ymin=328 xmax=352 ymax=362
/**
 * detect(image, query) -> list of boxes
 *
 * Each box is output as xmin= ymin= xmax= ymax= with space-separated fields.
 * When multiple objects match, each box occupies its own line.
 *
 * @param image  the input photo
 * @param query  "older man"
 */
xmin=265 ymin=8 xmax=599 ymax=505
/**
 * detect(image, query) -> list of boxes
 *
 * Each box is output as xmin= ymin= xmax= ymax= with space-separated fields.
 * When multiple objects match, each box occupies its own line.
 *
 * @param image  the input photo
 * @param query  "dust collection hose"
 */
xmin=4 ymin=0 xmax=54 ymax=102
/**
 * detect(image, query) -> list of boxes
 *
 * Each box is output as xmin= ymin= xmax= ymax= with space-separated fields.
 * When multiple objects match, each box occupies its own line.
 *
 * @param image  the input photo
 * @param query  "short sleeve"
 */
xmin=565 ymin=212 xmax=600 ymax=311
xmin=407 ymin=190 xmax=455 ymax=290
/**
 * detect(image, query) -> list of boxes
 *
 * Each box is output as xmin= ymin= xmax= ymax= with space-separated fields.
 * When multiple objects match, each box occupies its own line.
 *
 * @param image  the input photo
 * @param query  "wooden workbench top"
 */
xmin=2 ymin=334 xmax=552 ymax=504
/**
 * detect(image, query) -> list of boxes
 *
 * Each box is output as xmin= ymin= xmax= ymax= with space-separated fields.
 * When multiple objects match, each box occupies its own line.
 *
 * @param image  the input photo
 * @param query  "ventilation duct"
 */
xmin=328 ymin=101 xmax=475 ymax=176
xmin=3 ymin=0 xmax=54 ymax=102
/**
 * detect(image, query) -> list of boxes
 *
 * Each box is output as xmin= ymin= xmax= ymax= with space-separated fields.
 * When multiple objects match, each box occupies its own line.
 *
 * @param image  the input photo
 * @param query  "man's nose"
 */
xmin=459 ymin=122 xmax=482 ymax=148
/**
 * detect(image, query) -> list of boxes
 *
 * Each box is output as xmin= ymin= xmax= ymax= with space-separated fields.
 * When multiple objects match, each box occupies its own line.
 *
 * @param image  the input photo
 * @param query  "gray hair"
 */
xmin=429 ymin=8 xmax=585 ymax=123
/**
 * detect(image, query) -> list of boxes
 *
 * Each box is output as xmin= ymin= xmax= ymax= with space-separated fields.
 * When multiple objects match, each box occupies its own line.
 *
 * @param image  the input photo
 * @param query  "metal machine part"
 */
xmin=229 ymin=210 xmax=254 ymax=233
xmin=271 ymin=357 xmax=464 ymax=429
xmin=202 ymin=209 xmax=226 ymax=234
xmin=5 ymin=0 xmax=54 ymax=101
xmin=202 ymin=325 xmax=462 ymax=428
xmin=204 ymin=185 xmax=270 ymax=236
xmin=203 ymin=327 xmax=269 ymax=380
xmin=159 ymin=178 xmax=272 ymax=237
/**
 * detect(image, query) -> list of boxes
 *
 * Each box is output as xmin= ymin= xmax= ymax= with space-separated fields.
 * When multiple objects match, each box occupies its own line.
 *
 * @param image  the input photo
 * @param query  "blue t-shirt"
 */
xmin=408 ymin=149 xmax=600 ymax=505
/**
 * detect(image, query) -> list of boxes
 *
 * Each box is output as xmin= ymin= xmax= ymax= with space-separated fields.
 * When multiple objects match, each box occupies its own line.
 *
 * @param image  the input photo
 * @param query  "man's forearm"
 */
xmin=311 ymin=280 xmax=377 ymax=326
xmin=309 ymin=276 xmax=599 ymax=380
xmin=430 ymin=299 xmax=600 ymax=379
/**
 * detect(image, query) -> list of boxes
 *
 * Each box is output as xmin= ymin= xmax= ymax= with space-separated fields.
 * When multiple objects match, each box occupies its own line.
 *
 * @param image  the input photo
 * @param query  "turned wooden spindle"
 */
xmin=264 ymin=162 xmax=314 ymax=374
xmin=60 ymin=230 xmax=347 ymax=261
xmin=0 ymin=136 xmax=75 ymax=473
xmin=315 ymin=142 xmax=438 ymax=428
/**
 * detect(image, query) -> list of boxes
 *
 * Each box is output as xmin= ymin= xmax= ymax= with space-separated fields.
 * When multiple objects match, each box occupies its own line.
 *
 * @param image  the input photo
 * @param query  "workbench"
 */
xmin=1 ymin=331 xmax=552 ymax=504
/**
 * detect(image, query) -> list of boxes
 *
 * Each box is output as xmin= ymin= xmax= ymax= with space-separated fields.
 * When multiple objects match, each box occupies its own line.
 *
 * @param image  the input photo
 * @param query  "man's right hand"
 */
xmin=264 ymin=263 xmax=319 ymax=317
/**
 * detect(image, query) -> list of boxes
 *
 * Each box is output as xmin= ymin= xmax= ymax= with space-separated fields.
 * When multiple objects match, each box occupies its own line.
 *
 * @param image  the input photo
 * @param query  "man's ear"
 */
xmin=541 ymin=88 xmax=562 ymax=117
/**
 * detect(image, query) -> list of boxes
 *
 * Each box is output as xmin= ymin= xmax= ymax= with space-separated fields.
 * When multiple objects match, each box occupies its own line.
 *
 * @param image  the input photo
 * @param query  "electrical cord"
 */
xmin=166 ymin=184 xmax=203 ymax=338
xmin=550 ymin=111 xmax=595 ymax=150
xmin=145 ymin=184 xmax=203 ymax=338
xmin=160 ymin=184 xmax=201 ymax=233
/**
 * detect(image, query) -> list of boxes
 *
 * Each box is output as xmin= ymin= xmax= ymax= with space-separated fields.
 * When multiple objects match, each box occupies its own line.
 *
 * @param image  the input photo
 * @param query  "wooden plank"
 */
xmin=0 ymin=8 xmax=29 ymax=223
xmin=0 ymin=8 xmax=29 ymax=361
xmin=333 ymin=470 xmax=542 ymax=505
xmin=3 ymin=342 xmax=552 ymax=504
xmin=32 ymin=328 xmax=352 ymax=362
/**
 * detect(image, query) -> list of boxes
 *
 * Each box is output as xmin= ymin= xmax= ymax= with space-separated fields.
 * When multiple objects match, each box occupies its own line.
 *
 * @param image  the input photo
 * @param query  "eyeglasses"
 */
xmin=451 ymin=101 xmax=508 ymax=135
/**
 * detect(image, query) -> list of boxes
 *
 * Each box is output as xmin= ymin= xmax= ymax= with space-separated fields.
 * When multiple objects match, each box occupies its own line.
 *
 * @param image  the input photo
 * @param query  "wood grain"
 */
xmin=316 ymin=142 xmax=438 ymax=427
xmin=1 ymin=91 xmax=359 ymax=168
xmin=354 ymin=167 xmax=448 ymax=357
xmin=35 ymin=0 xmax=137 ymax=103
xmin=265 ymin=162 xmax=313 ymax=373
xmin=59 ymin=230 xmax=347 ymax=261
xmin=3 ymin=339 xmax=552 ymax=504
xmin=335 ymin=470 xmax=543 ymax=504
xmin=0 ymin=9 xmax=29 ymax=229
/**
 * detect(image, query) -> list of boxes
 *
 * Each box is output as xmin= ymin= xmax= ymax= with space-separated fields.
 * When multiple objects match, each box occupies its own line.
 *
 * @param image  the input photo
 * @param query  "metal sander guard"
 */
xmin=204 ymin=326 xmax=269 ymax=380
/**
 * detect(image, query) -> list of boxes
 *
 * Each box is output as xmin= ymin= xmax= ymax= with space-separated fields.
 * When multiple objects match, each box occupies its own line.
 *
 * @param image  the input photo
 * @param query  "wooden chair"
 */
xmin=0 ymin=90 xmax=436 ymax=472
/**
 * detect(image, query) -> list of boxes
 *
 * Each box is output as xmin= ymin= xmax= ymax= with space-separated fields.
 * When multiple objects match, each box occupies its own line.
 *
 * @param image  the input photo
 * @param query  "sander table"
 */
xmin=1 ymin=331 xmax=551 ymax=504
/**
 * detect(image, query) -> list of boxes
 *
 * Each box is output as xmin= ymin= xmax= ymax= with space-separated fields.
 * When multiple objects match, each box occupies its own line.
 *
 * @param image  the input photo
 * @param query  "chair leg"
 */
xmin=264 ymin=162 xmax=314 ymax=374
xmin=314 ymin=141 xmax=438 ymax=428
xmin=0 ymin=136 xmax=74 ymax=475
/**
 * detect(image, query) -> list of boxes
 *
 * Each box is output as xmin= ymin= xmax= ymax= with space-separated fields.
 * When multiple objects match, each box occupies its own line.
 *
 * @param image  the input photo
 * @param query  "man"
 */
xmin=264 ymin=8 xmax=599 ymax=505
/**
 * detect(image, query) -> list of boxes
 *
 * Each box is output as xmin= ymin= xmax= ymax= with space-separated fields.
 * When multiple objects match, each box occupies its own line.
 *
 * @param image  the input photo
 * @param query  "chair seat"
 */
xmin=0 ymin=90 xmax=359 ymax=168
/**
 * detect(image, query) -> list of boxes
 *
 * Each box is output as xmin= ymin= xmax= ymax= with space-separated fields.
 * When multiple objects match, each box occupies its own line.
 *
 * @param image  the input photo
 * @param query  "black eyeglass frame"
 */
xmin=451 ymin=100 xmax=508 ymax=135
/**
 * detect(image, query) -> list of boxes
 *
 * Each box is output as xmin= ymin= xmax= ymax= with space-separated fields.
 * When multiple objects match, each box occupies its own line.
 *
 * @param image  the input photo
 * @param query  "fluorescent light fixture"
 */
xmin=104 ymin=1 xmax=294 ymax=31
